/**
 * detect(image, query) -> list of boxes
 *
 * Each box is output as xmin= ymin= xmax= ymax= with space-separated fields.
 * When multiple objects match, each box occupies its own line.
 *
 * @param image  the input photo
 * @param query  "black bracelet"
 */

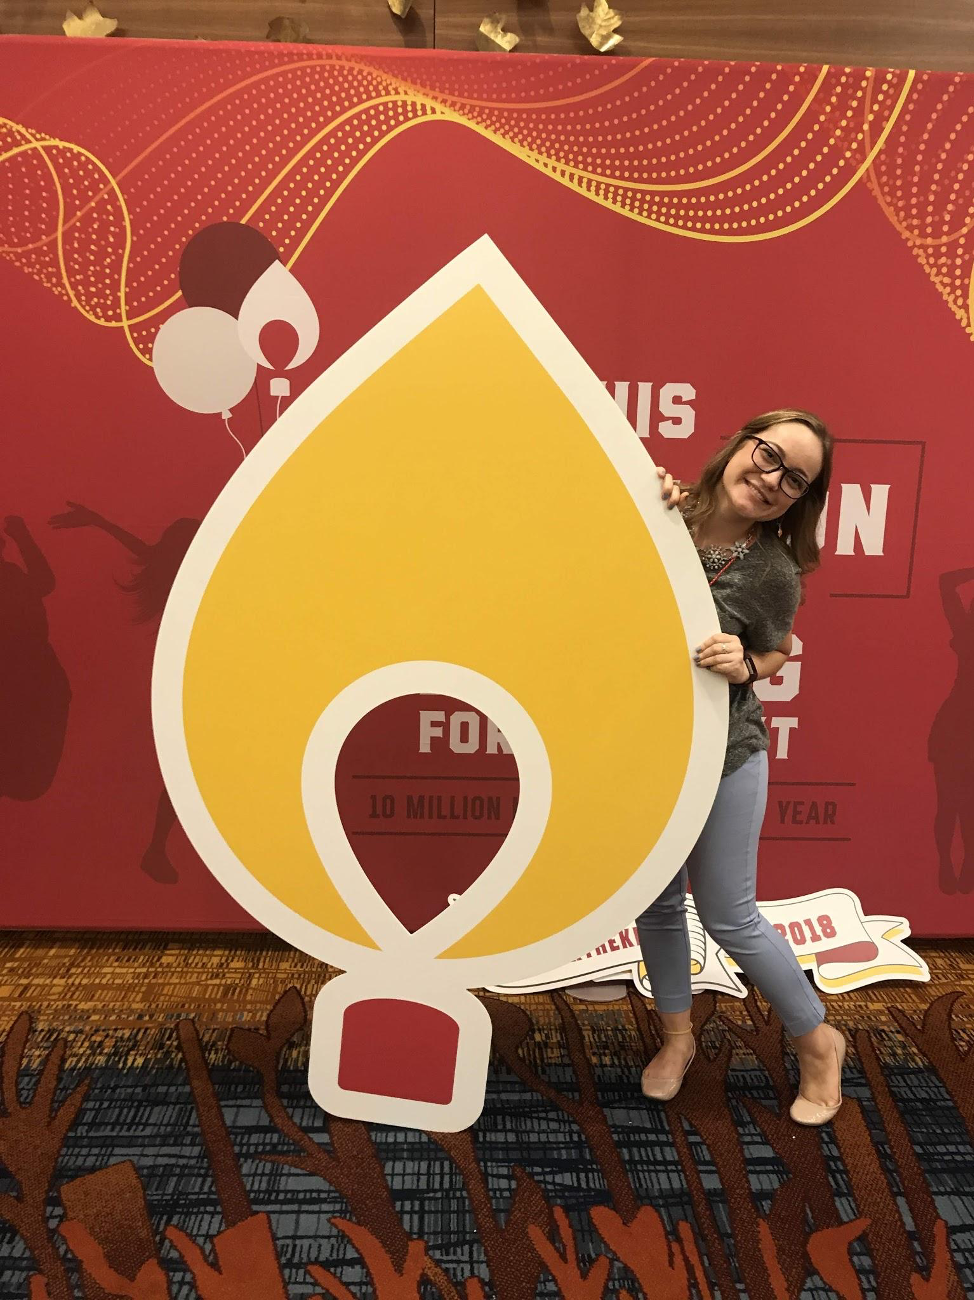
xmin=743 ymin=653 xmax=758 ymax=685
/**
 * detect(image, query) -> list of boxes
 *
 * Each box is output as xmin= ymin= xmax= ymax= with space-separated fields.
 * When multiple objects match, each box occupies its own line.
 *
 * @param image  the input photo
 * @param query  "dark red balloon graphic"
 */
xmin=178 ymin=222 xmax=279 ymax=317
xmin=333 ymin=694 xmax=520 ymax=934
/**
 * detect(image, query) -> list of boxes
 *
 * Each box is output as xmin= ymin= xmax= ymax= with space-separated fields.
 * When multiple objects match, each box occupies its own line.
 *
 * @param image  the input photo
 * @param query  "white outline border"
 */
xmin=151 ymin=234 xmax=727 ymax=988
xmin=308 ymin=972 xmax=493 ymax=1130
xmin=302 ymin=662 xmax=551 ymax=958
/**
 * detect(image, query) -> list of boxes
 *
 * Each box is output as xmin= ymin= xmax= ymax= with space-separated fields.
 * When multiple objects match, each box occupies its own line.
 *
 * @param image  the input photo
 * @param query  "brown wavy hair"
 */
xmin=680 ymin=408 xmax=833 ymax=575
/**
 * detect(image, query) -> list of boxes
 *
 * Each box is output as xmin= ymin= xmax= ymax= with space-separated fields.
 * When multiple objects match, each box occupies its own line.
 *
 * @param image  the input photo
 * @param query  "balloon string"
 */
xmin=276 ymin=395 xmax=283 ymax=423
xmin=223 ymin=414 xmax=246 ymax=461
xmin=254 ymin=384 xmax=265 ymax=437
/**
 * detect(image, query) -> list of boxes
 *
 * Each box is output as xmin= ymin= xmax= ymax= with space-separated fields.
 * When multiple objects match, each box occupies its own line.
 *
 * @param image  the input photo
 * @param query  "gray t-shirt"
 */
xmin=699 ymin=528 xmax=801 ymax=778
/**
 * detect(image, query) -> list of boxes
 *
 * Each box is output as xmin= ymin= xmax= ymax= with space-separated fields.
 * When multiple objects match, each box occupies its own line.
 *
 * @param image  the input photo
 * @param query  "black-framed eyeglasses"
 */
xmin=748 ymin=436 xmax=811 ymax=499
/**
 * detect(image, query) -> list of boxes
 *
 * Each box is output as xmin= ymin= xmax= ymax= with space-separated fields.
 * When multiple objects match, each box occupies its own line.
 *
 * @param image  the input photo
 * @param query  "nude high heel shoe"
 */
xmin=789 ymin=1024 xmax=847 ymax=1126
xmin=640 ymin=1028 xmax=696 ymax=1102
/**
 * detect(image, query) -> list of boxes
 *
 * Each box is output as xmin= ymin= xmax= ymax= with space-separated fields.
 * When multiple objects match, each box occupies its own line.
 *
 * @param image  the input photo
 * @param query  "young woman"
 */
xmin=637 ymin=409 xmax=845 ymax=1126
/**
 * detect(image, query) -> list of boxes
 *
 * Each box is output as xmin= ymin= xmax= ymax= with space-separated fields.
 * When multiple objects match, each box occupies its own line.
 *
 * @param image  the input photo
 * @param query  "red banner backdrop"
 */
xmin=2 ymin=38 xmax=973 ymax=935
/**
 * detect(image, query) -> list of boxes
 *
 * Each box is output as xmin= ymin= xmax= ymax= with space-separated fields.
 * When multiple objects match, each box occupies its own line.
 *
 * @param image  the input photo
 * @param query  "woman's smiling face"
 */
xmin=721 ymin=421 xmax=825 ymax=523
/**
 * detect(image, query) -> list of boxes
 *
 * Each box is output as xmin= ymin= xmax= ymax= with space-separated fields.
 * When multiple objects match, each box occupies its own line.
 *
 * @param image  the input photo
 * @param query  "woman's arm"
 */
xmin=658 ymin=465 xmax=793 ymax=683
xmin=748 ymin=634 xmax=792 ymax=683
xmin=696 ymin=631 xmax=792 ymax=684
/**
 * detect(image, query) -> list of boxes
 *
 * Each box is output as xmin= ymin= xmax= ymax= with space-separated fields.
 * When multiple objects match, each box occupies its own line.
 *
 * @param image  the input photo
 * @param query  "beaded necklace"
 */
xmin=696 ymin=530 xmax=756 ymax=587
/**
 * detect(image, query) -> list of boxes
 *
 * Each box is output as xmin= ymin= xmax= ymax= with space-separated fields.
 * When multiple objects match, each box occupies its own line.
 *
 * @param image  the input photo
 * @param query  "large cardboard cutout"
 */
xmin=153 ymin=237 xmax=727 ymax=1129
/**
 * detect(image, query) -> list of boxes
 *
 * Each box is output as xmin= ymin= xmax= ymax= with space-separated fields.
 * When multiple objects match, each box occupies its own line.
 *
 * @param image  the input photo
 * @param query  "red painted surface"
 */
xmin=338 ymin=998 xmax=459 ymax=1104
xmin=1 ymin=41 xmax=972 ymax=932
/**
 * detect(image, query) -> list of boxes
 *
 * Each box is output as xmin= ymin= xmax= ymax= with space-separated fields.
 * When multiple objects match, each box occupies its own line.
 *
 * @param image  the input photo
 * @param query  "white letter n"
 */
xmin=836 ymin=484 xmax=889 ymax=556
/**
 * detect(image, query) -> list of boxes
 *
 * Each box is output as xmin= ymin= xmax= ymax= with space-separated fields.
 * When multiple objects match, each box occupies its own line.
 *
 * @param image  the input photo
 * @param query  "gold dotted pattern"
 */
xmin=866 ymin=69 xmax=974 ymax=340
xmin=1 ymin=48 xmax=914 ymax=363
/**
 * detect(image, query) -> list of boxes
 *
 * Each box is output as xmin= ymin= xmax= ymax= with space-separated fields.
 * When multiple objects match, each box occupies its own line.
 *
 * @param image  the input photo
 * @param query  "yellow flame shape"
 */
xmin=180 ymin=283 xmax=697 ymax=960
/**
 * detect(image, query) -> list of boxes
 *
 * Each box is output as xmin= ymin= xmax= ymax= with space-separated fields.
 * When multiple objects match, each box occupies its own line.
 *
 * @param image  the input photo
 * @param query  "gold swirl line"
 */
xmin=5 ymin=53 xmax=652 ymax=256
xmin=126 ymin=292 xmax=180 ymax=325
xmin=350 ymin=60 xmax=837 ymax=200
xmin=1 ymin=55 xmax=651 ymax=256
xmin=2 ymin=95 xmax=434 ymax=330
xmin=3 ymin=96 xmax=426 ymax=331
xmin=469 ymin=68 xmax=915 ymax=243
xmin=511 ymin=67 xmax=831 ymax=194
xmin=264 ymin=63 xmax=831 ymax=248
xmin=3 ymin=118 xmax=37 ymax=142
xmin=0 ymin=123 xmax=93 ymax=310
xmin=1 ymin=119 xmax=106 ymax=317
xmin=1 ymin=118 xmax=68 ymax=251
xmin=1 ymin=64 xmax=327 ymax=254
xmin=0 ymin=135 xmax=147 ymax=363
xmin=242 ymin=94 xmax=427 ymax=223
xmin=288 ymin=116 xmax=442 ymax=265
xmin=349 ymin=55 xmax=655 ymax=111
xmin=245 ymin=69 xmax=832 ymax=251
xmin=289 ymin=78 xmax=913 ymax=259
xmin=1 ymin=65 xmax=916 ymax=347
xmin=3 ymin=95 xmax=427 ymax=328
xmin=0 ymin=57 xmax=850 ymax=289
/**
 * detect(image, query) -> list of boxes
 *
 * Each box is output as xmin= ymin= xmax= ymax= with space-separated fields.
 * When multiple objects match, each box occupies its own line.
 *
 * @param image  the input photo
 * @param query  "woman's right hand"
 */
xmin=657 ymin=466 xmax=687 ymax=510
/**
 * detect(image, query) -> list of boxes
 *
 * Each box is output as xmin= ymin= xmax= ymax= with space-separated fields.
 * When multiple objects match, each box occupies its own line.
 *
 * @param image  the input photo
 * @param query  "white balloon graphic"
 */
xmin=237 ymin=261 xmax=320 ymax=371
xmin=153 ymin=307 xmax=258 ymax=414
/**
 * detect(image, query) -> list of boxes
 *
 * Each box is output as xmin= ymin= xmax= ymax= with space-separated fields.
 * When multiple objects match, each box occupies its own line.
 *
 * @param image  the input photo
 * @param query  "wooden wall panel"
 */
xmin=437 ymin=0 xmax=974 ymax=73
xmin=2 ymin=0 xmax=974 ymax=73
xmin=0 ymin=0 xmax=434 ymax=49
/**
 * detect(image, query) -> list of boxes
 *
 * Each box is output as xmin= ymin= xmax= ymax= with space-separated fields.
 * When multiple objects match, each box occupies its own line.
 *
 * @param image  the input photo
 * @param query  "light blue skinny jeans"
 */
xmin=636 ymin=750 xmax=825 ymax=1038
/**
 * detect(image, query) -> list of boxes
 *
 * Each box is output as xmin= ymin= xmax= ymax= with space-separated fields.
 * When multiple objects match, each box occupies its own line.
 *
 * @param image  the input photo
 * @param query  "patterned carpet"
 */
xmin=1 ymin=932 xmax=973 ymax=1300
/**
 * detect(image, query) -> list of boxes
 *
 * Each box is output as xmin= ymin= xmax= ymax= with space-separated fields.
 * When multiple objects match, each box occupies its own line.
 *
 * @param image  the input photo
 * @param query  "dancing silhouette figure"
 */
xmin=50 ymin=503 xmax=200 ymax=884
xmin=928 ymin=566 xmax=974 ymax=895
xmin=0 ymin=516 xmax=71 ymax=801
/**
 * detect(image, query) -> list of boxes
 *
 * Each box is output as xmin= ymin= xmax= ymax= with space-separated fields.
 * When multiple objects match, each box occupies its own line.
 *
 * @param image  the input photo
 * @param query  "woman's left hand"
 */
xmin=695 ymin=633 xmax=749 ymax=684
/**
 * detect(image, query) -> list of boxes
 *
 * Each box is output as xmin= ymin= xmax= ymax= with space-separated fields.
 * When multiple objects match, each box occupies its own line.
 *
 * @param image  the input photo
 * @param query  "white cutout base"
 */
xmin=309 ymin=972 xmax=494 ymax=1132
